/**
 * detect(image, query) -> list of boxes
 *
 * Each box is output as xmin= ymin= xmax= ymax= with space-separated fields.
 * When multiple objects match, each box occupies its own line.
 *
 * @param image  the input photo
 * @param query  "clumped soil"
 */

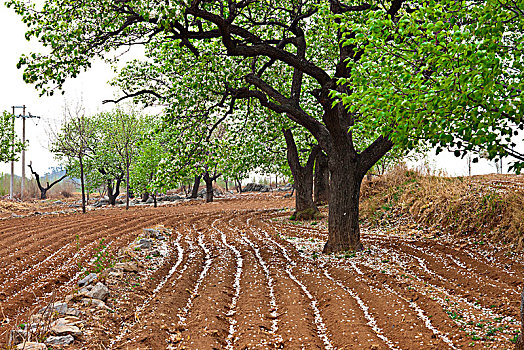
xmin=0 ymin=192 xmax=522 ymax=349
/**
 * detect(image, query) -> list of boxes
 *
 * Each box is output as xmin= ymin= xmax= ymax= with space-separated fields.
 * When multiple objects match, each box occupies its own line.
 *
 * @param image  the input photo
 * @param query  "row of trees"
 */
xmin=8 ymin=0 xmax=523 ymax=253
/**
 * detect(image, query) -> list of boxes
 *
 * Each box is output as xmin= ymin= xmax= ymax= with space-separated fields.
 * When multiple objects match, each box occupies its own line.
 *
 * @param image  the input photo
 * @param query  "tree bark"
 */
xmin=125 ymin=153 xmax=130 ymax=210
xmin=190 ymin=174 xmax=201 ymax=199
xmin=323 ymin=151 xmax=364 ymax=253
xmin=152 ymin=193 xmax=157 ymax=208
xmin=203 ymin=171 xmax=221 ymax=203
xmin=204 ymin=173 xmax=214 ymax=203
xmin=107 ymin=178 xmax=122 ymax=206
xmin=283 ymin=129 xmax=320 ymax=220
xmin=322 ymin=130 xmax=393 ymax=253
xmin=79 ymin=156 xmax=86 ymax=214
xmin=141 ymin=192 xmax=149 ymax=202
xmin=235 ymin=177 xmax=243 ymax=193
xmin=314 ymin=150 xmax=329 ymax=205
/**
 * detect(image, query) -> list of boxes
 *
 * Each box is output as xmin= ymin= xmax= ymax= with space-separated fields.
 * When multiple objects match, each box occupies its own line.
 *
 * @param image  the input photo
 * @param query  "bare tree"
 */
xmin=28 ymin=162 xmax=67 ymax=199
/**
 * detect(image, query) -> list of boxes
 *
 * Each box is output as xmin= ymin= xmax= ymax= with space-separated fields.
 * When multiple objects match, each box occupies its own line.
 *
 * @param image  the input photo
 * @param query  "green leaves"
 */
xmin=0 ymin=111 xmax=25 ymax=163
xmin=336 ymin=0 xmax=523 ymax=169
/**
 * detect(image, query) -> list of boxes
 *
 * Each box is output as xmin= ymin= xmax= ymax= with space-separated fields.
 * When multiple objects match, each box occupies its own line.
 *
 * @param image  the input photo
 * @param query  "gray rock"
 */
xmin=78 ymin=273 xmax=97 ymax=287
xmin=85 ymin=282 xmax=109 ymax=301
xmin=163 ymin=194 xmax=182 ymax=202
xmin=39 ymin=302 xmax=68 ymax=315
xmin=50 ymin=318 xmax=83 ymax=337
xmin=143 ymin=228 xmax=167 ymax=240
xmin=45 ymin=335 xmax=75 ymax=346
xmin=137 ymin=238 xmax=153 ymax=249
xmin=242 ymin=183 xmax=271 ymax=192
xmin=81 ymin=298 xmax=112 ymax=311
xmin=145 ymin=197 xmax=154 ymax=204
xmin=65 ymin=307 xmax=80 ymax=317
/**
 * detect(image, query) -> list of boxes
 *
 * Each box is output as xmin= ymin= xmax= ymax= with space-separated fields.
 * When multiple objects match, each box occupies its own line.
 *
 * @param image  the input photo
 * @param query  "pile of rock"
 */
xmin=196 ymin=188 xmax=224 ymax=198
xmin=242 ymin=183 xmax=272 ymax=192
xmin=277 ymin=183 xmax=293 ymax=192
xmin=8 ymin=277 xmax=109 ymax=348
xmin=9 ymin=226 xmax=172 ymax=349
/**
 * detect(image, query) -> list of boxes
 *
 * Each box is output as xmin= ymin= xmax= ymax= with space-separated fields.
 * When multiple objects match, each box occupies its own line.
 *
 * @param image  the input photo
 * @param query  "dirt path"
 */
xmin=0 ymin=194 xmax=522 ymax=349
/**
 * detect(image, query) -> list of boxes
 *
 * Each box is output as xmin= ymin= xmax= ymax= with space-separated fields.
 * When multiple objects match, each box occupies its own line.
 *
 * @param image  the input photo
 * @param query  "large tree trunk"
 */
xmin=323 ymin=151 xmax=364 ymax=253
xmin=314 ymin=150 xmax=329 ymax=205
xmin=321 ymin=127 xmax=393 ymax=252
xmin=204 ymin=173 xmax=214 ymax=203
xmin=190 ymin=175 xmax=201 ymax=199
xmin=283 ymin=129 xmax=320 ymax=220
xmin=107 ymin=178 xmax=122 ymax=206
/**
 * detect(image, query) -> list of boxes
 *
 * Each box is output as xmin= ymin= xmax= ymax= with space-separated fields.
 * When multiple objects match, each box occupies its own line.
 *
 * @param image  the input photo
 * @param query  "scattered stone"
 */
xmin=81 ymin=298 xmax=113 ymax=311
xmin=137 ymin=238 xmax=153 ymax=249
xmin=163 ymin=194 xmax=182 ymax=202
xmin=242 ymin=183 xmax=272 ymax=192
xmin=65 ymin=307 xmax=80 ymax=317
xmin=50 ymin=318 xmax=82 ymax=337
xmin=45 ymin=334 xmax=75 ymax=346
xmin=114 ymin=262 xmax=138 ymax=272
xmin=85 ymin=282 xmax=109 ymax=301
xmin=39 ymin=302 xmax=68 ymax=315
xmin=102 ymin=267 xmax=124 ymax=278
xmin=143 ymin=228 xmax=168 ymax=240
xmin=16 ymin=342 xmax=46 ymax=350
xmin=78 ymin=273 xmax=97 ymax=287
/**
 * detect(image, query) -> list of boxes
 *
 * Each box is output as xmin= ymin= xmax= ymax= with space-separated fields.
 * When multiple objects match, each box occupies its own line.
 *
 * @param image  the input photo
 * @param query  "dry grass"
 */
xmin=360 ymin=165 xmax=524 ymax=248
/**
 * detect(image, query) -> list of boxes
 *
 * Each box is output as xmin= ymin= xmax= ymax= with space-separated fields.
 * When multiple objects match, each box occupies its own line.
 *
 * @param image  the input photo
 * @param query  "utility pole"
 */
xmin=9 ymin=105 xmax=40 ymax=200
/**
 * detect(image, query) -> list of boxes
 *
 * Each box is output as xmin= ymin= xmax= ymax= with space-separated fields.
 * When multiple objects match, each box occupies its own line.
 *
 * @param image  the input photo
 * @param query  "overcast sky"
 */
xmin=0 ymin=1 xmax=511 ymax=178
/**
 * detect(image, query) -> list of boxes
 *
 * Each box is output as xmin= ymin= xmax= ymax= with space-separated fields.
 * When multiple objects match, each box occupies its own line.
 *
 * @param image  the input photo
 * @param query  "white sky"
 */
xmin=0 ymin=1 xmax=512 ymax=178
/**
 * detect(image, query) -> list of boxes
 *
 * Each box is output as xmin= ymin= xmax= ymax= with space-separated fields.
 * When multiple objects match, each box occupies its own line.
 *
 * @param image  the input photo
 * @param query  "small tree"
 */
xmin=96 ymin=109 xmax=143 ymax=210
xmin=51 ymin=104 xmax=95 ymax=213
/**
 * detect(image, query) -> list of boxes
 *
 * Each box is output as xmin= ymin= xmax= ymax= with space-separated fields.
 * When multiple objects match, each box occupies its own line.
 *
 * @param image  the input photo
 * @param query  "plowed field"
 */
xmin=1 ymin=194 xmax=522 ymax=349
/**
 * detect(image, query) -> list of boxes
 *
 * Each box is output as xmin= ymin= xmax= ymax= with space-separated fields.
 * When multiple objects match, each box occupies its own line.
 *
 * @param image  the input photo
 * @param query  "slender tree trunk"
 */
xmin=190 ymin=175 xmax=201 ymax=199
xmin=40 ymin=188 xmax=48 ymax=200
xmin=314 ymin=150 xmax=329 ymax=205
xmin=141 ymin=192 xmax=149 ymax=202
xmin=283 ymin=129 xmax=320 ymax=220
xmin=225 ymin=177 xmax=228 ymax=192
xmin=125 ymin=157 xmax=130 ymax=210
xmin=79 ymin=156 xmax=86 ymax=214
xmin=235 ymin=177 xmax=242 ymax=193
xmin=153 ymin=193 xmax=157 ymax=208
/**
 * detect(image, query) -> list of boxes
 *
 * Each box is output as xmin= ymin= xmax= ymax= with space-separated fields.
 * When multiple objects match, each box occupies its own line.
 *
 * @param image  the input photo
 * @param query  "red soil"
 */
xmin=0 ymin=193 xmax=521 ymax=349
